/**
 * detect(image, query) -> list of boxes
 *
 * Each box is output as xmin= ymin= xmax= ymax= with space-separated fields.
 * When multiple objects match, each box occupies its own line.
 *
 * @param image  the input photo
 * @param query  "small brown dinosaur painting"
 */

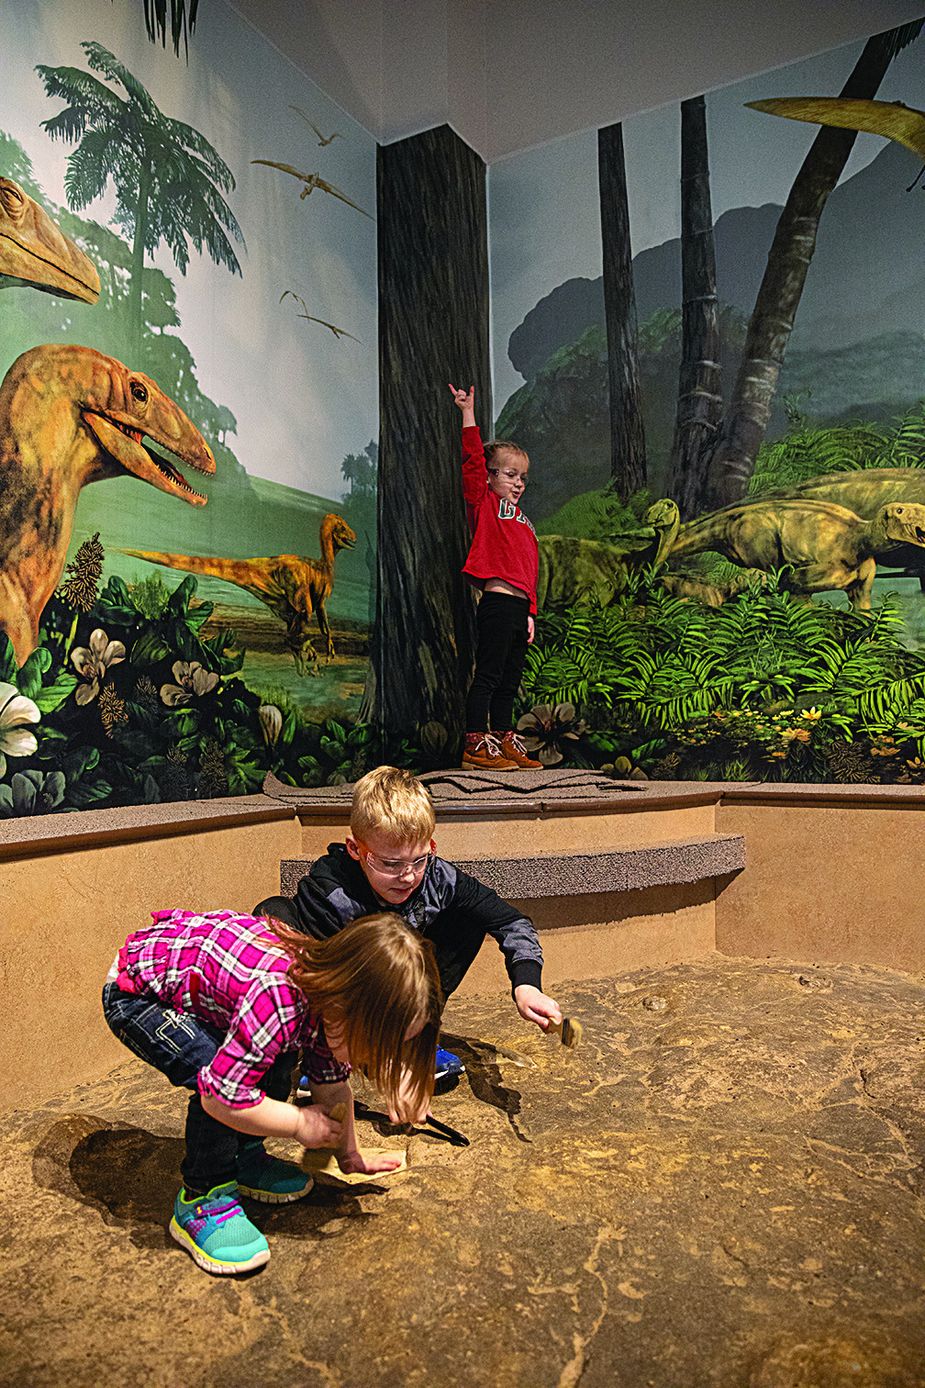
xmin=0 ymin=178 xmax=100 ymax=302
xmin=122 ymin=514 xmax=357 ymax=674
xmin=0 ymin=344 xmax=214 ymax=662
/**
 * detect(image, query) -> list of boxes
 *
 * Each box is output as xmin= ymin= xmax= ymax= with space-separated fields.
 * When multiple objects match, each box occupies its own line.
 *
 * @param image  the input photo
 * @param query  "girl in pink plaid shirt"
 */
xmin=102 ymin=908 xmax=440 ymax=1275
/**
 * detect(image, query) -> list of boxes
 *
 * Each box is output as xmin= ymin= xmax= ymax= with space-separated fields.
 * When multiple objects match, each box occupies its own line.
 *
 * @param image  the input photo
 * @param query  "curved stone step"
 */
xmin=279 ymin=833 xmax=744 ymax=901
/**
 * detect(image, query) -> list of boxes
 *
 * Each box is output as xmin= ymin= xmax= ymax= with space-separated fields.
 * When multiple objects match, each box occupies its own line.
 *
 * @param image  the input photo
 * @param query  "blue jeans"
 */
xmin=101 ymin=983 xmax=295 ymax=1195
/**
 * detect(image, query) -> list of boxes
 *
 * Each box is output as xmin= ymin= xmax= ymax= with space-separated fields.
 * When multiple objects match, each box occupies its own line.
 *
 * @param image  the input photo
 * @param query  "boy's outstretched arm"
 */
xmin=451 ymin=868 xmax=562 ymax=1031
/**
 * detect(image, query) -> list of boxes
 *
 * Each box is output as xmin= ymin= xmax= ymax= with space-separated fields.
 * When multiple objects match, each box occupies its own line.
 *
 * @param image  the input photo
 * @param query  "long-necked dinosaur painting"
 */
xmin=0 ymin=177 xmax=100 ymax=302
xmin=121 ymin=513 xmax=357 ymax=674
xmin=0 ymin=343 xmax=214 ymax=661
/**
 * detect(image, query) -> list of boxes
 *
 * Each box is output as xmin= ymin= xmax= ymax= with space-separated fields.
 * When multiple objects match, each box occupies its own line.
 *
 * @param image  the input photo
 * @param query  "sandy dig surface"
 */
xmin=3 ymin=954 xmax=925 ymax=1388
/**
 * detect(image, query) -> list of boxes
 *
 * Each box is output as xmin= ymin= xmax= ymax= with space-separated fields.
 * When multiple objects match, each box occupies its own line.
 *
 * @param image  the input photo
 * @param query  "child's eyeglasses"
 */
xmin=488 ymin=468 xmax=528 ymax=486
xmin=355 ymin=840 xmax=436 ymax=878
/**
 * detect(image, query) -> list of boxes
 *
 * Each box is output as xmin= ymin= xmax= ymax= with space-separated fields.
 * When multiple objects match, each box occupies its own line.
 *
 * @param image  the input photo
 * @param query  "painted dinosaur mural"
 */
xmin=764 ymin=468 xmax=925 ymax=578
xmin=0 ymin=177 xmax=100 ymax=302
xmin=121 ymin=513 xmax=357 ymax=674
xmin=667 ymin=497 xmax=925 ymax=609
xmin=536 ymin=500 xmax=681 ymax=609
xmin=0 ymin=343 xmax=214 ymax=660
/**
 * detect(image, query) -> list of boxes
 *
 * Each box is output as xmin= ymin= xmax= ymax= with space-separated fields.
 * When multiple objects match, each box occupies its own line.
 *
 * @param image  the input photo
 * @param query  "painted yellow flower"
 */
xmin=799 ymin=707 xmax=822 ymax=721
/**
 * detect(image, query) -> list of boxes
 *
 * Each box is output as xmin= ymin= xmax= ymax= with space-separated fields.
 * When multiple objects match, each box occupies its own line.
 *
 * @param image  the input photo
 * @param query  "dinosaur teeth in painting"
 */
xmin=142 ymin=439 xmax=206 ymax=500
xmin=100 ymin=413 xmax=208 ymax=502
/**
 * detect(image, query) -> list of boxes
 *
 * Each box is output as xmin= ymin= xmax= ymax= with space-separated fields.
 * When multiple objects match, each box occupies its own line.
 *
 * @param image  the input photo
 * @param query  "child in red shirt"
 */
xmin=449 ymin=383 xmax=543 ymax=770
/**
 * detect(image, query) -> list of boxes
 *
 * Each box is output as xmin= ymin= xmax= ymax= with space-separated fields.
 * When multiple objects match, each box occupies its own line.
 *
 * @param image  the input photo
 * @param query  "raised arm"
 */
xmin=448 ymin=381 xmax=476 ymax=427
xmin=449 ymin=382 xmax=488 ymax=508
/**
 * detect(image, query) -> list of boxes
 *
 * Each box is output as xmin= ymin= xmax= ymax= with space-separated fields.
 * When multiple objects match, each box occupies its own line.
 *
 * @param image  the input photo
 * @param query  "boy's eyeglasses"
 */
xmin=488 ymin=468 xmax=528 ymax=487
xmin=355 ymin=840 xmax=436 ymax=878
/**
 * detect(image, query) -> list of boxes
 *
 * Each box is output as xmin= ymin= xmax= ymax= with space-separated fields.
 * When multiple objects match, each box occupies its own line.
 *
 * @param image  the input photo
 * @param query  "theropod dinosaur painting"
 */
xmin=0 ymin=343 xmax=214 ymax=661
xmin=0 ymin=177 xmax=100 ymax=302
xmin=121 ymin=513 xmax=357 ymax=674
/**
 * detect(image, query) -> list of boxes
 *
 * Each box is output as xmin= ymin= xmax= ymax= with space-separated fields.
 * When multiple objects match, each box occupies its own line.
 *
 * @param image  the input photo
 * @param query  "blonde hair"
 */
xmin=270 ymin=912 xmax=441 ymax=1118
xmin=350 ymin=765 xmax=435 ymax=845
xmin=485 ymin=440 xmax=528 ymax=469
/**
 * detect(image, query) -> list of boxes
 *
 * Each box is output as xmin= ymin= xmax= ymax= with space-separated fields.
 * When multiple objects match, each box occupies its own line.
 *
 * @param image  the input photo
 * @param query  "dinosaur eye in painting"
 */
xmin=0 ymin=181 xmax=25 ymax=220
xmin=130 ymin=380 xmax=148 ymax=405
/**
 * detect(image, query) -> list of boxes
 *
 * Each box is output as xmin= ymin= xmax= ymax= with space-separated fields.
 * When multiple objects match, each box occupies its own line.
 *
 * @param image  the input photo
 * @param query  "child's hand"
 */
xmin=513 ymin=984 xmax=562 ymax=1030
xmin=448 ymin=382 xmax=475 ymax=415
xmin=387 ymin=1098 xmax=430 ymax=1126
xmin=338 ymin=1148 xmax=404 ymax=1176
xmin=293 ymin=1103 xmax=343 ymax=1149
xmin=527 ymin=614 xmax=535 ymax=645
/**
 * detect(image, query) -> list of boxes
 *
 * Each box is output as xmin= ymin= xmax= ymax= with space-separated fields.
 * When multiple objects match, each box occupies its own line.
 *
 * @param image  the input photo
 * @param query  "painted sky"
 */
xmin=489 ymin=31 xmax=924 ymax=411
xmin=1 ymin=0 xmax=378 ymax=497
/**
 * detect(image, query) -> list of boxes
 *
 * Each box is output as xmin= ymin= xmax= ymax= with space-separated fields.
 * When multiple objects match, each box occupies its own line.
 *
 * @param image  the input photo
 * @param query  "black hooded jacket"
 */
xmin=291 ymin=843 xmax=543 ymax=994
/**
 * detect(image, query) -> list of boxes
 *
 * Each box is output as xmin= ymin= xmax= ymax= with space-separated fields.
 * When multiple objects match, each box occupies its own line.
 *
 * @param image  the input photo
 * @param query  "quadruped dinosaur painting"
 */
xmin=0 ymin=0 xmax=379 ymax=812
xmin=488 ymin=18 xmax=925 ymax=786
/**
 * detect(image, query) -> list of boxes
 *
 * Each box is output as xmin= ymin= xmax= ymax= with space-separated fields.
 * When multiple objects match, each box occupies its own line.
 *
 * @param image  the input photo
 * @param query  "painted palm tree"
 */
xmin=36 ymin=42 xmax=243 ymax=346
xmin=140 ymin=0 xmax=199 ymax=56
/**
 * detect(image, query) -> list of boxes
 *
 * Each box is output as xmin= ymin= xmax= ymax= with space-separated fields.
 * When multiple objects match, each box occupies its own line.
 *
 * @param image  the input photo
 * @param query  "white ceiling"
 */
xmin=227 ymin=0 xmax=925 ymax=162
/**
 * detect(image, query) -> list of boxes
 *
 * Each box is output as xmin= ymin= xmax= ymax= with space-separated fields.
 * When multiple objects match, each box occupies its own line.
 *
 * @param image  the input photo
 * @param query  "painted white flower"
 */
xmin=70 ymin=628 xmax=126 ymax=705
xmin=0 ymin=682 xmax=41 ymax=777
xmin=160 ymin=660 xmax=219 ymax=707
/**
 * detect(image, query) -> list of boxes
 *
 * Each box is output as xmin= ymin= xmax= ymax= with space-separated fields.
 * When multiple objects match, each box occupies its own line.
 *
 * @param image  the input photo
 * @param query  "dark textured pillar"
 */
xmin=371 ymin=125 xmax=490 ymax=747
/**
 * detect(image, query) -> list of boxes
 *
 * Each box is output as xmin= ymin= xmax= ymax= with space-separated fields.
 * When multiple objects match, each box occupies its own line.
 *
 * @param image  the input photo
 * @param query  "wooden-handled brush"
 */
xmin=547 ymin=1016 xmax=583 ymax=1048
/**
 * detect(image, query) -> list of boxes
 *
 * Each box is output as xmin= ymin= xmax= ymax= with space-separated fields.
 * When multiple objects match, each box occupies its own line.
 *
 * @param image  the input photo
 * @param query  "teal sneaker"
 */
xmin=169 ymin=1182 xmax=270 ymax=1275
xmin=237 ymin=1142 xmax=314 ymax=1204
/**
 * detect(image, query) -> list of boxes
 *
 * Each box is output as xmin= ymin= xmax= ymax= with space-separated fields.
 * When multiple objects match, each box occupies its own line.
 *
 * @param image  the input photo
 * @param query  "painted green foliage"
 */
xmin=0 ymin=538 xmax=400 ymax=816
xmin=520 ymin=568 xmax=925 ymax=784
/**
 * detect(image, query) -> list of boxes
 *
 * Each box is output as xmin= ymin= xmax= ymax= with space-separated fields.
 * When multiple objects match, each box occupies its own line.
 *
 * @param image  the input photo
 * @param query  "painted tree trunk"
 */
xmin=669 ymin=96 xmax=722 ymax=520
xmin=598 ymin=123 xmax=646 ymax=500
xmin=706 ymin=23 xmax=922 ymax=507
xmin=367 ymin=125 xmax=488 ymax=746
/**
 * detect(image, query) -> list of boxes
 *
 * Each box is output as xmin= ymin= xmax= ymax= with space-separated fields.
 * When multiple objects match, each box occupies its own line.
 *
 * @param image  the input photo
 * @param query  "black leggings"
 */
xmin=465 ymin=591 xmax=529 ymax=733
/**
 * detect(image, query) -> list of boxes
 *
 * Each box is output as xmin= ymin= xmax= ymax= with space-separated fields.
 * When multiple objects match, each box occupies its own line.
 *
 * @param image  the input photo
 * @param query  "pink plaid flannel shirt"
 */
xmin=115 ymin=909 xmax=350 ymax=1108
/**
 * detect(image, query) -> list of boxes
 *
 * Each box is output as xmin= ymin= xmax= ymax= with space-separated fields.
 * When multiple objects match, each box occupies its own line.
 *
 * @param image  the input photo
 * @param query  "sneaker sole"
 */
xmin=169 ymin=1216 xmax=271 ymax=1275
xmin=238 ymin=1178 xmax=313 ymax=1204
xmin=435 ymin=1067 xmax=466 ymax=1080
xmin=460 ymin=759 xmax=517 ymax=771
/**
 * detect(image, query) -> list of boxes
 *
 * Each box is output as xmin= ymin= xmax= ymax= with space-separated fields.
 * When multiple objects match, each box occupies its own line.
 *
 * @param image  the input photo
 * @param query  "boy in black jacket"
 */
xmin=255 ymin=765 xmax=561 ymax=1098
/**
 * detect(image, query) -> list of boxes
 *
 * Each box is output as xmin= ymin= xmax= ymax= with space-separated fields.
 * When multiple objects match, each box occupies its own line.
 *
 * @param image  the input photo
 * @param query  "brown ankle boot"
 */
xmin=461 ymin=732 xmax=517 ymax=771
xmin=499 ymin=731 xmax=544 ymax=769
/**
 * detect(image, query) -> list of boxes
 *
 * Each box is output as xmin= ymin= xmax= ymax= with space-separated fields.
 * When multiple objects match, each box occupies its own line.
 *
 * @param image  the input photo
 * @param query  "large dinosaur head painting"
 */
xmin=0 ymin=178 xmax=100 ymax=303
xmin=72 ymin=348 xmax=216 ymax=503
xmin=0 ymin=344 xmax=215 ymax=660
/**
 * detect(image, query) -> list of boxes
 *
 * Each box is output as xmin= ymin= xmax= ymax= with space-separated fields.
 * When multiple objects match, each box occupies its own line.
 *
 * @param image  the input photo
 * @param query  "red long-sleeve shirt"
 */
xmin=460 ymin=425 xmax=538 ymax=615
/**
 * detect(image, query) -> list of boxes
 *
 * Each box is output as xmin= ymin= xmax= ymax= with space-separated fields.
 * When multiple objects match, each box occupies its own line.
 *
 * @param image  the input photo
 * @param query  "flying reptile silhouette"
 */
xmin=251 ymin=160 xmax=373 ymax=217
xmin=290 ymin=106 xmax=341 ymax=146
xmin=747 ymin=97 xmax=925 ymax=190
xmin=280 ymin=290 xmax=361 ymax=343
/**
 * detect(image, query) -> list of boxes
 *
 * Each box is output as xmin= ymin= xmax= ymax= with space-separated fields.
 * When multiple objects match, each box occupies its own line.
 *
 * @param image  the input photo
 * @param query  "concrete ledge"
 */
xmin=0 ymin=793 xmax=292 ymax=860
xmin=279 ymin=833 xmax=745 ymax=900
